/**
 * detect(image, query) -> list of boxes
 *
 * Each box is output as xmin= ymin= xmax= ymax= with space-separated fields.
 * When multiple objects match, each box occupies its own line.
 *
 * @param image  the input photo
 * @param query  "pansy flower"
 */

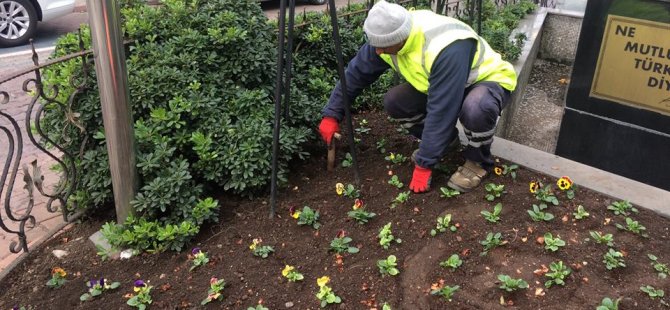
xmin=192 ymin=247 xmax=201 ymax=255
xmin=335 ymin=183 xmax=344 ymax=195
xmin=557 ymin=176 xmax=573 ymax=190
xmin=210 ymin=277 xmax=219 ymax=285
xmin=529 ymin=181 xmax=539 ymax=193
xmin=353 ymin=199 xmax=363 ymax=210
xmin=249 ymin=238 xmax=262 ymax=251
xmin=133 ymin=280 xmax=147 ymax=292
xmin=52 ymin=267 xmax=66 ymax=277
xmin=317 ymin=276 xmax=330 ymax=287
xmin=282 ymin=265 xmax=295 ymax=277
xmin=336 ymin=230 xmax=346 ymax=239
xmin=494 ymin=167 xmax=503 ymax=176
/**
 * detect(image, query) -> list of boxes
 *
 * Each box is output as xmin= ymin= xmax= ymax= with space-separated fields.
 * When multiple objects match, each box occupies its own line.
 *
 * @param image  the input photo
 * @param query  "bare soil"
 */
xmin=0 ymin=111 xmax=669 ymax=310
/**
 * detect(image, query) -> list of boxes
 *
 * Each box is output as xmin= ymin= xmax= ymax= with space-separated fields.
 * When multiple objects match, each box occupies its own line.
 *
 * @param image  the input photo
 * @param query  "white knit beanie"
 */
xmin=363 ymin=0 xmax=412 ymax=48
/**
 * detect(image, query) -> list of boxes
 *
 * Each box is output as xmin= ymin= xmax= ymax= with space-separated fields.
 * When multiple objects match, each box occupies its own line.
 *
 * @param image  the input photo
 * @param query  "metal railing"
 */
xmin=0 ymin=34 xmax=91 ymax=253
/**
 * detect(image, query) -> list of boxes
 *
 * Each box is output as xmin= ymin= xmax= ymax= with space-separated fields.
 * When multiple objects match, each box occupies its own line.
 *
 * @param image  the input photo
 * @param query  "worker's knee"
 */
xmin=460 ymin=84 xmax=505 ymax=132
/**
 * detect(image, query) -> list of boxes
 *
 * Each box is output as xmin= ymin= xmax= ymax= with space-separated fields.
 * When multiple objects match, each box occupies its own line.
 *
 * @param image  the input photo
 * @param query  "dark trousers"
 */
xmin=383 ymin=82 xmax=510 ymax=167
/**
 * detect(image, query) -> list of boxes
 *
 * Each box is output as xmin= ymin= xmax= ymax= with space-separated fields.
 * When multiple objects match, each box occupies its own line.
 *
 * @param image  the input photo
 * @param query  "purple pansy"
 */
xmin=134 ymin=280 xmax=146 ymax=288
xmin=192 ymin=247 xmax=201 ymax=255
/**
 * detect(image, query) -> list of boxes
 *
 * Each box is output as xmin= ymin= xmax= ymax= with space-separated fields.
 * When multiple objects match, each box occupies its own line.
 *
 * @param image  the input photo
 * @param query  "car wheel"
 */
xmin=308 ymin=0 xmax=326 ymax=5
xmin=0 ymin=0 xmax=38 ymax=48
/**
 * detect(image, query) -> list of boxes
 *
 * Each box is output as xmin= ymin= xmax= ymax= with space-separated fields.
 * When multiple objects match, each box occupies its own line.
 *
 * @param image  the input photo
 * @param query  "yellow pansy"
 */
xmin=317 ymin=276 xmax=330 ymax=287
xmin=249 ymin=238 xmax=261 ymax=251
xmin=292 ymin=211 xmax=301 ymax=219
xmin=529 ymin=181 xmax=539 ymax=193
xmin=353 ymin=199 xmax=363 ymax=210
xmin=335 ymin=183 xmax=344 ymax=195
xmin=494 ymin=167 xmax=503 ymax=176
xmin=557 ymin=176 xmax=573 ymax=190
xmin=282 ymin=265 xmax=294 ymax=277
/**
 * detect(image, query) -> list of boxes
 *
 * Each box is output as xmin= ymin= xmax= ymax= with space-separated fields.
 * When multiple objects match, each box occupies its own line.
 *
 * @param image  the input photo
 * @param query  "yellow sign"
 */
xmin=591 ymin=15 xmax=670 ymax=116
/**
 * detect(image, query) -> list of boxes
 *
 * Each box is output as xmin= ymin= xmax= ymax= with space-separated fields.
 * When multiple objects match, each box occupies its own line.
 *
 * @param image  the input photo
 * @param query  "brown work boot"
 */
xmin=447 ymin=160 xmax=488 ymax=192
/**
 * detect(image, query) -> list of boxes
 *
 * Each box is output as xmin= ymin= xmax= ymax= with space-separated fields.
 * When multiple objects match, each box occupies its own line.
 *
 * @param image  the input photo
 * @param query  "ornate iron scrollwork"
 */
xmin=0 ymin=31 xmax=90 ymax=253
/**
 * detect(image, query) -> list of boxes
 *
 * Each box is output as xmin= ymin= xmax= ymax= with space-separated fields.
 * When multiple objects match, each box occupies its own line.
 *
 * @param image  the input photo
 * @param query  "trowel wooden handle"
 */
xmin=327 ymin=133 xmax=342 ymax=171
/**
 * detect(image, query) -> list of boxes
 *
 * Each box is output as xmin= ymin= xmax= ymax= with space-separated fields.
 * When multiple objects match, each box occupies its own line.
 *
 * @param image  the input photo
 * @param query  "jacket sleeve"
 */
xmin=414 ymin=39 xmax=477 ymax=168
xmin=322 ymin=43 xmax=390 ymax=121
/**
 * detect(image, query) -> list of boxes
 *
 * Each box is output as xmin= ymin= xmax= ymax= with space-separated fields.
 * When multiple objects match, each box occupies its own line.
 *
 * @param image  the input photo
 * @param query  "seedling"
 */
xmin=607 ymin=200 xmax=638 ymax=216
xmin=484 ymin=183 xmax=505 ymax=201
xmin=439 ymin=187 xmax=460 ymax=198
xmin=315 ymin=276 xmax=341 ymax=307
xmin=430 ymin=284 xmax=460 ymax=301
xmin=127 ymin=280 xmax=152 ymax=309
xmin=295 ymin=206 xmax=321 ymax=229
xmin=556 ymin=176 xmax=576 ymax=199
xmin=496 ymin=164 xmax=519 ymax=179
xmin=439 ymin=254 xmax=463 ymax=270
xmin=480 ymin=232 xmax=505 ymax=256
xmin=376 ymin=138 xmax=387 ymax=154
xmin=430 ymin=214 xmax=457 ymax=236
xmin=355 ymin=119 xmax=370 ymax=134
xmin=341 ymin=152 xmax=353 ymax=168
xmin=480 ymin=203 xmax=502 ymax=223
xmin=190 ymin=247 xmax=210 ymax=271
xmin=385 ymin=152 xmax=407 ymax=164
xmin=535 ymin=184 xmax=559 ymax=205
xmin=282 ymin=265 xmax=304 ymax=282
xmin=640 ymin=285 xmax=665 ymax=299
xmin=249 ymin=238 xmax=274 ymax=258
xmin=648 ymin=254 xmax=670 ymax=279
xmin=80 ymin=278 xmax=121 ymax=301
xmin=329 ymin=231 xmax=360 ymax=254
xmin=347 ymin=206 xmax=376 ymax=224
xmin=201 ymin=277 xmax=225 ymax=305
xmin=342 ymin=184 xmax=360 ymax=198
xmin=589 ymin=231 xmax=614 ymax=247
xmin=388 ymin=175 xmax=404 ymax=188
xmin=377 ymin=255 xmax=400 ymax=276
xmin=615 ymin=217 xmax=647 ymax=237
xmin=573 ymin=205 xmax=589 ymax=219
xmin=596 ymin=297 xmax=620 ymax=310
xmin=603 ymin=248 xmax=626 ymax=270
xmin=378 ymin=222 xmax=402 ymax=249
xmin=391 ymin=191 xmax=410 ymax=208
xmin=46 ymin=267 xmax=67 ymax=289
xmin=247 ymin=305 xmax=269 ymax=310
xmin=543 ymin=233 xmax=566 ymax=252
xmin=497 ymin=274 xmax=529 ymax=292
xmin=381 ymin=303 xmax=391 ymax=310
xmin=544 ymin=261 xmax=571 ymax=288
xmin=527 ymin=203 xmax=554 ymax=222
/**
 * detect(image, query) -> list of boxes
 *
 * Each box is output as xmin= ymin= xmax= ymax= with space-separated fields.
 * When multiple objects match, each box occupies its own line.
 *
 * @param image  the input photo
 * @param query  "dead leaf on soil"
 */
xmin=559 ymin=78 xmax=570 ymax=84
xmin=521 ymin=237 xmax=528 ymax=243
xmin=536 ymin=236 xmax=545 ymax=245
xmin=527 ymin=227 xmax=534 ymax=234
xmin=604 ymin=218 xmax=611 ymax=225
xmin=582 ymin=277 xmax=589 ymax=283
xmin=456 ymin=235 xmax=462 ymax=242
xmin=123 ymin=293 xmax=133 ymax=299
xmin=535 ymin=288 xmax=545 ymax=296
xmin=534 ymin=264 xmax=549 ymax=276
xmin=562 ymin=215 xmax=569 ymax=222
xmin=461 ymin=248 xmax=471 ymax=256
xmin=413 ymin=207 xmax=420 ymax=214
xmin=500 ymin=295 xmax=505 ymax=305
xmin=430 ymin=279 xmax=445 ymax=291
xmin=160 ymin=283 xmax=171 ymax=291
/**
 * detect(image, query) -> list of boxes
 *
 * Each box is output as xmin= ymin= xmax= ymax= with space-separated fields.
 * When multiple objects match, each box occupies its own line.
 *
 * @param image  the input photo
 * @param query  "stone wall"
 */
xmin=539 ymin=11 xmax=584 ymax=64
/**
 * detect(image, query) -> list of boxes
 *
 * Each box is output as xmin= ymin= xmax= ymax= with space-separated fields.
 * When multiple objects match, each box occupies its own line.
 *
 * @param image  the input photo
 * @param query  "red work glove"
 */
xmin=318 ymin=117 xmax=340 ymax=145
xmin=409 ymin=165 xmax=432 ymax=193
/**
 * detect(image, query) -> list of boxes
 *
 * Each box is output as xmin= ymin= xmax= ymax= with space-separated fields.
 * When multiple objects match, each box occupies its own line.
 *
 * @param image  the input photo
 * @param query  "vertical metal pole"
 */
xmin=283 ymin=0 xmax=296 ymax=120
xmin=270 ymin=0 xmax=288 ymax=218
xmin=327 ymin=0 xmax=361 ymax=185
xmin=86 ymin=0 xmax=136 ymax=224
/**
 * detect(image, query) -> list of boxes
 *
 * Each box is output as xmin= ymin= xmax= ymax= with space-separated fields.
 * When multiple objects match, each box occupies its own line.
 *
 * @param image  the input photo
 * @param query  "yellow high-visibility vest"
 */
xmin=379 ymin=10 xmax=517 ymax=93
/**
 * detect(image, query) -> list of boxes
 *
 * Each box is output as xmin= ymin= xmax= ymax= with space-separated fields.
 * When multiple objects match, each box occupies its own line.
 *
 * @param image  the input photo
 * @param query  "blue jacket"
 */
xmin=322 ymin=39 xmax=477 ymax=168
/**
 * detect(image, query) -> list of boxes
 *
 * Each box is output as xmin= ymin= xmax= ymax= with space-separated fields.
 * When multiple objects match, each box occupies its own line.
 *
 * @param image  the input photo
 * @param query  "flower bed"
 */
xmin=1 ymin=111 xmax=668 ymax=309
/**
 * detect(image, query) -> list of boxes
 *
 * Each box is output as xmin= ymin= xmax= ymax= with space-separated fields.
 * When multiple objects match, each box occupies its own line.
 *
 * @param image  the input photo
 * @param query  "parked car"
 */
xmin=0 ymin=0 xmax=75 ymax=47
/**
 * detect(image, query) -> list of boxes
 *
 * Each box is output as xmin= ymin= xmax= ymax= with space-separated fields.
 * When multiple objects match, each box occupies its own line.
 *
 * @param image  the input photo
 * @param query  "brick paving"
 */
xmin=0 ymin=50 xmax=68 ymax=273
